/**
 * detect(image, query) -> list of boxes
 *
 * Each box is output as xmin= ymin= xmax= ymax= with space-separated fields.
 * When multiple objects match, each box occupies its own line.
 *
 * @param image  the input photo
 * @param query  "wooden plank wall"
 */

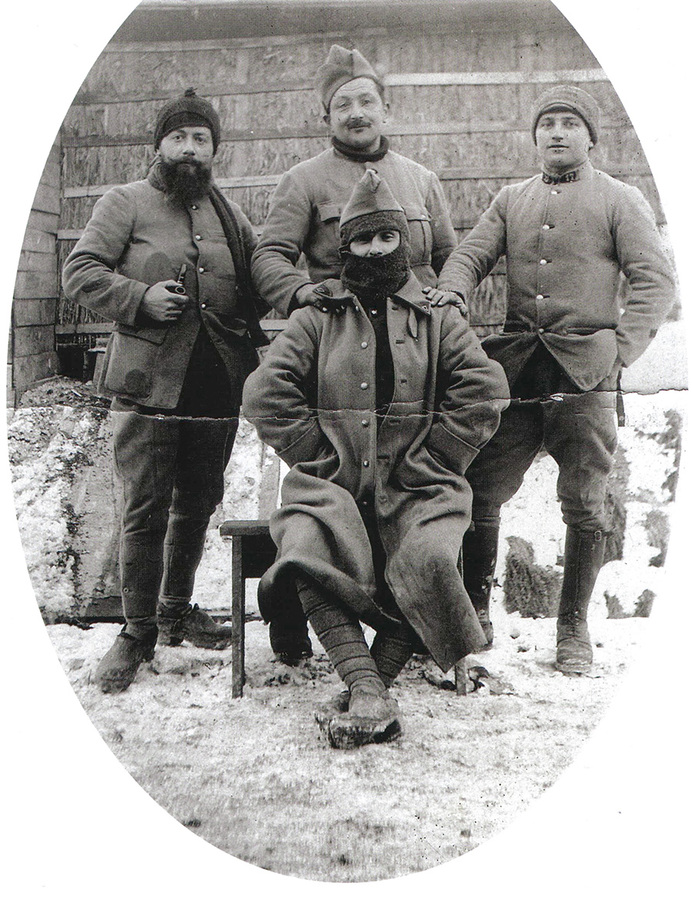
xmin=11 ymin=141 xmax=62 ymax=402
xmin=53 ymin=15 xmax=670 ymax=346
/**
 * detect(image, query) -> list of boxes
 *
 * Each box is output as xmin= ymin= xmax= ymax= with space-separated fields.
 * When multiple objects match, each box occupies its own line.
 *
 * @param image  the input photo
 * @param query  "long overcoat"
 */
xmin=243 ymin=274 xmax=509 ymax=671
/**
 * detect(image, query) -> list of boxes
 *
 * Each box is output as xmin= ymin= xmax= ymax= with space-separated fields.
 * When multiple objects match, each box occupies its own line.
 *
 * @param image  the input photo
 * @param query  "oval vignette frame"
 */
xmin=2 ymin=0 xmax=690 ymax=895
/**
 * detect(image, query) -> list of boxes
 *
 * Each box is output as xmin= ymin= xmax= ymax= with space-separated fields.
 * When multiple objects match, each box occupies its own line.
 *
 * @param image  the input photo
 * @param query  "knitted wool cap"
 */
xmin=154 ymin=88 xmax=221 ymax=152
xmin=339 ymin=169 xmax=409 ymax=246
xmin=531 ymin=85 xmax=600 ymax=145
xmin=316 ymin=44 xmax=384 ymax=112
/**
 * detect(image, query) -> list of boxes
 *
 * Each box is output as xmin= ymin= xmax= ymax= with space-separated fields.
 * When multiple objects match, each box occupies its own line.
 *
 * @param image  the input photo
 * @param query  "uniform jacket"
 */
xmin=243 ymin=273 xmax=510 ymax=671
xmin=63 ymin=169 xmax=263 ymax=408
xmin=437 ymin=162 xmax=677 ymax=391
xmin=251 ymin=145 xmax=457 ymax=317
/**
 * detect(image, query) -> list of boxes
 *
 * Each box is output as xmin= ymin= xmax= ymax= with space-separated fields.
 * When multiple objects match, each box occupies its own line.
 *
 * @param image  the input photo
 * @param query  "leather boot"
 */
xmin=269 ymin=583 xmax=313 ymax=666
xmin=157 ymin=602 xmax=233 ymax=650
xmin=94 ymin=628 xmax=157 ymax=694
xmin=462 ymin=521 xmax=500 ymax=649
xmin=556 ymin=527 xmax=605 ymax=674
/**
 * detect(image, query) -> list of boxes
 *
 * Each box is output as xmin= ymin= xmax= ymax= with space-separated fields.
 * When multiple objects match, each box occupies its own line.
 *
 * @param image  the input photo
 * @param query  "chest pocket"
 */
xmin=317 ymin=202 xmax=342 ymax=265
xmin=403 ymin=205 xmax=433 ymax=266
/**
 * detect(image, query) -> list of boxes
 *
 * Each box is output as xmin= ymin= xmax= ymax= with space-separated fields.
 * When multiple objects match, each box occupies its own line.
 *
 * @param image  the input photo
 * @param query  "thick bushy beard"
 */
xmin=158 ymin=157 xmax=212 ymax=205
xmin=340 ymin=243 xmax=410 ymax=300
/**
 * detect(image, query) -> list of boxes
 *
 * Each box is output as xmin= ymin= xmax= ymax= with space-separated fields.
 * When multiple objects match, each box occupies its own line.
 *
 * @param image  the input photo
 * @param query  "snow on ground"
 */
xmin=46 ymin=601 xmax=648 ymax=881
xmin=7 ymin=377 xmax=687 ymax=880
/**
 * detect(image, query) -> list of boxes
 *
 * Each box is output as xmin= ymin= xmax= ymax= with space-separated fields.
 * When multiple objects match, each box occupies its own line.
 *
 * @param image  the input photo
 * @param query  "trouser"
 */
xmin=468 ymin=347 xmax=619 ymax=531
xmin=112 ymin=410 xmax=237 ymax=633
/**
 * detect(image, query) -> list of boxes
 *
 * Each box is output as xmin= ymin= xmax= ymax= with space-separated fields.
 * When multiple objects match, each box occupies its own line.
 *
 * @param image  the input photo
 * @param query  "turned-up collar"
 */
xmin=390 ymin=272 xmax=432 ymax=316
xmin=331 ymin=135 xmax=390 ymax=163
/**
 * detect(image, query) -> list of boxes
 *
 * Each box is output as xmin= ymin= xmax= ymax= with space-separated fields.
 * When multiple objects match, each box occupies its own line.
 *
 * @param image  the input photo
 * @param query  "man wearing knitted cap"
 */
xmin=429 ymin=85 xmax=676 ymax=674
xmin=251 ymin=44 xmax=457 ymax=318
xmin=243 ymin=169 xmax=508 ymax=747
xmin=63 ymin=89 xmax=273 ymax=692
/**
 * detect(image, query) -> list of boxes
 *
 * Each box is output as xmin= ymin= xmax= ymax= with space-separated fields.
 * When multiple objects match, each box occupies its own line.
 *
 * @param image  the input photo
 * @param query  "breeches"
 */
xmin=468 ymin=359 xmax=618 ymax=532
xmin=112 ymin=410 xmax=238 ymax=619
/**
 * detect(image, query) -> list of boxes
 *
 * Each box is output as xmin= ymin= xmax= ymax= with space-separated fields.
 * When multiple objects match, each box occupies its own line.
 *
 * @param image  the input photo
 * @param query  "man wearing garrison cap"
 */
xmin=244 ymin=170 xmax=507 ymax=747
xmin=251 ymin=44 xmax=457 ymax=318
xmin=429 ymin=85 xmax=676 ymax=675
xmin=63 ymin=89 xmax=273 ymax=693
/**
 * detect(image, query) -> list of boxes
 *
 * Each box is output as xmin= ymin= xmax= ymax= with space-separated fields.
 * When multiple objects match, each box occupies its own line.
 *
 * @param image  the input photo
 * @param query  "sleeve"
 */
xmin=250 ymin=170 xmax=316 ymax=318
xmin=425 ymin=171 xmax=458 ymax=274
xmin=242 ymin=312 xmax=330 ymax=468
xmin=61 ymin=186 xmax=149 ymax=326
xmin=426 ymin=307 xmax=510 ymax=475
xmin=435 ymin=187 xmax=509 ymax=302
xmin=612 ymin=184 xmax=677 ymax=367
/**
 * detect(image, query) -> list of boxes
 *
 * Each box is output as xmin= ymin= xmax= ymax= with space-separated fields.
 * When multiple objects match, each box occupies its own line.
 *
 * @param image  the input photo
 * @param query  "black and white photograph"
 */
xmin=2 ymin=0 xmax=689 ymax=895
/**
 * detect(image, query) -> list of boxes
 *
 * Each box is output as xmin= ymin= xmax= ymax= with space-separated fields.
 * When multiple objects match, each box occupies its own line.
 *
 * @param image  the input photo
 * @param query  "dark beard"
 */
xmin=158 ymin=157 xmax=212 ymax=205
xmin=340 ymin=243 xmax=410 ymax=300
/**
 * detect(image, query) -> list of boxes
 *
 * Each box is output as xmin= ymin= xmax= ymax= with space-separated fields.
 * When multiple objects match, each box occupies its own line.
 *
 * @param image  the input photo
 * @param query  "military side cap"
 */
xmin=339 ymin=169 xmax=408 ymax=244
xmin=316 ymin=44 xmax=383 ymax=112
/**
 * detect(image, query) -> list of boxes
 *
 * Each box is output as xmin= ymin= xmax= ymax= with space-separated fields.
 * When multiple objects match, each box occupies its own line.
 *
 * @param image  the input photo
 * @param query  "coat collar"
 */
xmin=390 ymin=272 xmax=432 ymax=316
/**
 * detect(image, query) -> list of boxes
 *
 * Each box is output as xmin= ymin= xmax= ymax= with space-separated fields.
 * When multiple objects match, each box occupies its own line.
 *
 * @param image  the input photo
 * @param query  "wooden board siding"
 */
xmin=45 ymin=6 xmax=675 ymax=343
xmin=11 ymin=141 xmax=61 ymax=401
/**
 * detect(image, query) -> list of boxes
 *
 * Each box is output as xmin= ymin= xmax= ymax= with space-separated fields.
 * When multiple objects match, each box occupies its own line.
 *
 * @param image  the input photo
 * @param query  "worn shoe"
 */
xmin=327 ymin=688 xmax=402 ymax=749
xmin=158 ymin=603 xmax=233 ymax=650
xmin=269 ymin=621 xmax=313 ymax=666
xmin=314 ymin=690 xmax=350 ymax=729
xmin=94 ymin=630 xmax=156 ymax=694
xmin=555 ymin=620 xmax=593 ymax=674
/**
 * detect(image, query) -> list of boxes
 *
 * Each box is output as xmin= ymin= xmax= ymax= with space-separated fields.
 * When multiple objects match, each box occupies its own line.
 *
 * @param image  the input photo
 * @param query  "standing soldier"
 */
xmin=250 ymin=44 xmax=459 ymax=665
xmin=251 ymin=44 xmax=457 ymax=318
xmin=428 ymin=85 xmax=676 ymax=673
xmin=63 ymin=89 xmax=269 ymax=693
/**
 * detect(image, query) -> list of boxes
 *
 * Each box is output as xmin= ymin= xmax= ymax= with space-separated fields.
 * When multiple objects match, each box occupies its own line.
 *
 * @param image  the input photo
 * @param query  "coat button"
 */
xmin=361 ymin=341 xmax=368 ymax=349
xmin=550 ymin=190 xmax=559 ymax=195
xmin=538 ymin=327 xmax=545 ymax=334
xmin=539 ymin=259 xmax=548 ymax=266
xmin=370 ymin=309 xmax=378 ymax=316
xmin=200 ymin=303 xmax=207 ymax=309
xmin=360 ymin=382 xmax=369 ymax=390
xmin=195 ymin=234 xmax=202 ymax=240
xmin=536 ymin=294 xmax=544 ymax=300
xmin=363 ymin=460 xmax=370 ymax=467
xmin=361 ymin=419 xmax=369 ymax=427
xmin=542 ymin=224 xmax=551 ymax=231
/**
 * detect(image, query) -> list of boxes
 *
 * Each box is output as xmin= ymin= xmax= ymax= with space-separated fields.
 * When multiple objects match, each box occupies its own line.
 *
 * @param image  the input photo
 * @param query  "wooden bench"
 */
xmin=220 ymin=453 xmax=283 ymax=698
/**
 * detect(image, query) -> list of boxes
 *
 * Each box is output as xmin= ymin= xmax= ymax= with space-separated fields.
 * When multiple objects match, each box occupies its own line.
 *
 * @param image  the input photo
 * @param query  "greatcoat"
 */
xmin=243 ymin=274 xmax=509 ymax=671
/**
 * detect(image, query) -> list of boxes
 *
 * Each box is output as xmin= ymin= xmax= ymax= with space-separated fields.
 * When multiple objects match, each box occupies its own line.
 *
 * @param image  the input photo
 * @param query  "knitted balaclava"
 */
xmin=531 ymin=85 xmax=600 ymax=145
xmin=339 ymin=170 xmax=410 ymax=297
xmin=316 ymin=44 xmax=384 ymax=112
xmin=154 ymin=88 xmax=221 ymax=152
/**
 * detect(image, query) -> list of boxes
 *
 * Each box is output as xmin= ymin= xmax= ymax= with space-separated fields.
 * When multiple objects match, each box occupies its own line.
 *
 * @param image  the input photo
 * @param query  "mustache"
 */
xmin=346 ymin=118 xmax=371 ymax=129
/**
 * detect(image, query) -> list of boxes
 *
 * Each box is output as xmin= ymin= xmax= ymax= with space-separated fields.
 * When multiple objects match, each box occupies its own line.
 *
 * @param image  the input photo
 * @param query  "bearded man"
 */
xmin=63 ymin=89 xmax=269 ymax=693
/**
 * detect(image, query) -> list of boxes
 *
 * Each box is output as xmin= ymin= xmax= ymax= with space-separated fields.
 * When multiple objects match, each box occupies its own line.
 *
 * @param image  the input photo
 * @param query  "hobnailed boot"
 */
xmin=157 ymin=602 xmax=233 ymax=650
xmin=94 ymin=628 xmax=157 ymax=694
xmin=462 ymin=521 xmax=501 ymax=649
xmin=327 ymin=686 xmax=402 ymax=749
xmin=556 ymin=527 xmax=605 ymax=675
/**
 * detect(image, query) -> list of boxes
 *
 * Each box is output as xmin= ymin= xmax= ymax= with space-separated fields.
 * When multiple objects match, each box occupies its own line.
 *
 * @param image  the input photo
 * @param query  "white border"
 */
xmin=2 ymin=1 xmax=689 ymax=897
